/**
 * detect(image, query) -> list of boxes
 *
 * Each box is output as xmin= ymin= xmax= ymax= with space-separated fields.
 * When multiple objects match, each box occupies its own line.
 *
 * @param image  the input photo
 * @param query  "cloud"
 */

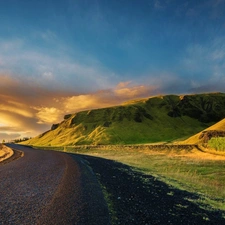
xmin=42 ymin=71 xmax=54 ymax=80
xmin=0 ymin=38 xmax=117 ymax=93
xmin=0 ymin=126 xmax=23 ymax=132
xmin=181 ymin=37 xmax=225 ymax=92
xmin=0 ymin=108 xmax=45 ymax=131
xmin=116 ymin=81 xmax=132 ymax=88
xmin=114 ymin=82 xmax=158 ymax=98
xmin=0 ymin=38 xmax=23 ymax=53
xmin=62 ymin=82 xmax=158 ymax=113
xmin=0 ymin=133 xmax=21 ymax=142
xmin=0 ymin=65 xmax=224 ymax=142
xmin=0 ymin=74 xmax=63 ymax=140
xmin=0 ymin=125 xmax=29 ymax=142
xmin=0 ymin=74 xmax=66 ymax=106
xmin=154 ymin=0 xmax=165 ymax=10
xmin=0 ymin=103 xmax=33 ymax=118
xmin=35 ymin=107 xmax=62 ymax=124
xmin=39 ymin=30 xmax=57 ymax=42
xmin=0 ymin=73 xmax=160 ymax=141
xmin=1 ymin=32 xmax=225 ymax=141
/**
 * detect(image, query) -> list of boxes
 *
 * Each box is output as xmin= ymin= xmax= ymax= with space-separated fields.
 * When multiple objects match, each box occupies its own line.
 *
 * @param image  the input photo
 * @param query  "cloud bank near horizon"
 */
xmin=0 ymin=75 xmax=159 ymax=140
xmin=1 ymin=0 xmax=225 ymax=141
xmin=0 ymin=72 xmax=225 ymax=141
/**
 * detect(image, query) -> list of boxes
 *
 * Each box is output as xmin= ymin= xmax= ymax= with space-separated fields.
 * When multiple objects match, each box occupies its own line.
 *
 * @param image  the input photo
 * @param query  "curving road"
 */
xmin=1 ymin=144 xmax=225 ymax=225
xmin=0 ymin=144 xmax=109 ymax=225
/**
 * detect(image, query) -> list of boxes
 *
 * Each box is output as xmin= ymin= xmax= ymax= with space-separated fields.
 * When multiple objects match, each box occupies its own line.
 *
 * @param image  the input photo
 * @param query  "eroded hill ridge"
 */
xmin=24 ymin=93 xmax=225 ymax=146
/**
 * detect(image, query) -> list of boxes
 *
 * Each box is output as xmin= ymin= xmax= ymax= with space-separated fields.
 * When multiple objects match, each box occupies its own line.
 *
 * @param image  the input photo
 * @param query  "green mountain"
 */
xmin=23 ymin=93 xmax=225 ymax=146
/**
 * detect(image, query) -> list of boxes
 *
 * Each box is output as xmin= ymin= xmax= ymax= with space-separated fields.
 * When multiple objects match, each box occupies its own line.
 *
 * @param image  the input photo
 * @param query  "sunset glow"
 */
xmin=1 ymin=0 xmax=225 ymax=141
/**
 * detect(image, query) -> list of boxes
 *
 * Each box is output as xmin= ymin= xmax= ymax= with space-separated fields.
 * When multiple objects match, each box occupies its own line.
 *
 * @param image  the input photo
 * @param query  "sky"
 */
xmin=0 ymin=0 xmax=225 ymax=141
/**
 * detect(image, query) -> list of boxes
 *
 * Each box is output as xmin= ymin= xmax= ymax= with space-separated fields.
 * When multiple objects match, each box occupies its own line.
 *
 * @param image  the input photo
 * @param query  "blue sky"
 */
xmin=0 ymin=0 xmax=225 ymax=140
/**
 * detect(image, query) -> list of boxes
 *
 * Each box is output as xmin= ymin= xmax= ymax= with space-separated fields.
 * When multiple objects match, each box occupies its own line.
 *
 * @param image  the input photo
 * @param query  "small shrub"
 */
xmin=208 ymin=137 xmax=225 ymax=151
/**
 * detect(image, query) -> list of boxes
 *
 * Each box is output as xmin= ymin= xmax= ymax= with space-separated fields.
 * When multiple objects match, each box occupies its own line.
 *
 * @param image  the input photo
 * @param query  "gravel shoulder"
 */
xmin=79 ymin=154 xmax=225 ymax=225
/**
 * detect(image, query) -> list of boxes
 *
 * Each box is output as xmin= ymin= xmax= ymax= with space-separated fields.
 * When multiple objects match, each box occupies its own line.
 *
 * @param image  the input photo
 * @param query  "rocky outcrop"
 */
xmin=167 ymin=93 xmax=225 ymax=122
xmin=64 ymin=114 xmax=72 ymax=120
xmin=199 ymin=130 xmax=225 ymax=143
xmin=51 ymin=124 xmax=59 ymax=130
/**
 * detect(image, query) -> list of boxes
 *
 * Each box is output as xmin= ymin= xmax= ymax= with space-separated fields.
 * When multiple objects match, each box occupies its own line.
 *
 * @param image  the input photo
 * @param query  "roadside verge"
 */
xmin=0 ymin=144 xmax=14 ymax=162
xmin=0 ymin=144 xmax=23 ymax=165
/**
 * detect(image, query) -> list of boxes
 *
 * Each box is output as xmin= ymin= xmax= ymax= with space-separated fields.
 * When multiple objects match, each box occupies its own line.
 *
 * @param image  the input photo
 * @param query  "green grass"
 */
xmin=208 ymin=137 xmax=225 ymax=151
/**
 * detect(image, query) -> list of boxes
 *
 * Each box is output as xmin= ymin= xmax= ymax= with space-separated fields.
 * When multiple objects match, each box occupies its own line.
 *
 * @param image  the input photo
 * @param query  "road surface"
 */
xmin=0 ymin=144 xmax=109 ymax=225
xmin=1 ymin=144 xmax=225 ymax=225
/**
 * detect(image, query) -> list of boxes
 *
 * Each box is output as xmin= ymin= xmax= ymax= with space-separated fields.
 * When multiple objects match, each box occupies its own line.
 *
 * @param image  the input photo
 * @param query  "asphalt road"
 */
xmin=0 ymin=144 xmax=109 ymax=225
xmin=1 ymin=145 xmax=225 ymax=225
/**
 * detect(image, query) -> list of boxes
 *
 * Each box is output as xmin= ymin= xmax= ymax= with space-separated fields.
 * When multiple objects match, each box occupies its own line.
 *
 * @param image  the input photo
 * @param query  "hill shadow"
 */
xmin=75 ymin=154 xmax=225 ymax=225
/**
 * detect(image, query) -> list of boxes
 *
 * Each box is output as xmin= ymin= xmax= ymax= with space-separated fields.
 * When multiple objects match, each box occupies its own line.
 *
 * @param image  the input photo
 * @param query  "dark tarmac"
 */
xmin=0 ymin=144 xmax=109 ymax=225
xmin=1 ymin=144 xmax=225 ymax=225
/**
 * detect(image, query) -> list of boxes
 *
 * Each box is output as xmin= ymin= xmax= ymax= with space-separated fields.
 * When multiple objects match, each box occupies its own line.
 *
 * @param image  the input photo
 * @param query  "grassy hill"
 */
xmin=23 ymin=93 xmax=225 ymax=146
xmin=183 ymin=118 xmax=225 ymax=144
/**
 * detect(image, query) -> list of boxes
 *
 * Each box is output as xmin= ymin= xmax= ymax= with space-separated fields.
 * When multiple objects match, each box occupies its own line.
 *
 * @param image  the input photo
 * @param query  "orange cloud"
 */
xmin=0 ymin=103 xmax=33 ymax=118
xmin=116 ymin=81 xmax=132 ymax=88
xmin=0 ymin=74 xmax=160 ymax=141
xmin=35 ymin=107 xmax=62 ymax=124
xmin=61 ymin=82 xmax=158 ymax=114
xmin=114 ymin=84 xmax=158 ymax=98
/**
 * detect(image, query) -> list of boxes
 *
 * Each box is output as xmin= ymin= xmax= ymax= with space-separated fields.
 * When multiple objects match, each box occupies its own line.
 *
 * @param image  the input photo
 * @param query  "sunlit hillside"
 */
xmin=22 ymin=93 xmax=225 ymax=146
xmin=182 ymin=118 xmax=225 ymax=144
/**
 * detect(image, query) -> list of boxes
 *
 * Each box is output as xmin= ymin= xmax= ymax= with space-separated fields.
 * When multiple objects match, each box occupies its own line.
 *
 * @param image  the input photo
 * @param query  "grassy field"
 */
xmin=36 ymin=144 xmax=225 ymax=212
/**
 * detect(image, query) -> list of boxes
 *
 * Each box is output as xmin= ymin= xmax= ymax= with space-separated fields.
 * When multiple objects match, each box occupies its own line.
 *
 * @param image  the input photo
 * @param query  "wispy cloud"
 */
xmin=0 ymin=38 xmax=117 ymax=92
xmin=154 ymin=0 xmax=165 ymax=10
xmin=0 ymin=132 xmax=21 ymax=141
xmin=114 ymin=82 xmax=158 ymax=98
xmin=56 ymin=82 xmax=158 ymax=117
xmin=38 ymin=30 xmax=57 ymax=42
xmin=180 ymin=37 xmax=225 ymax=92
xmin=0 ymin=109 xmax=46 ymax=141
xmin=35 ymin=107 xmax=62 ymax=124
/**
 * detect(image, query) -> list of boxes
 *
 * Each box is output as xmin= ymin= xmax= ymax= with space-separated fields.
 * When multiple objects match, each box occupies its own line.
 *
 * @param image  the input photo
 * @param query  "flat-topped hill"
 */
xmin=22 ymin=93 xmax=225 ymax=146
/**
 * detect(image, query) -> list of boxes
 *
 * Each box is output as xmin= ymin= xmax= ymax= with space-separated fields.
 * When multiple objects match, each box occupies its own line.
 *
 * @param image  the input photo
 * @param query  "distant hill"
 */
xmin=182 ymin=118 xmax=225 ymax=144
xmin=22 ymin=93 xmax=225 ymax=146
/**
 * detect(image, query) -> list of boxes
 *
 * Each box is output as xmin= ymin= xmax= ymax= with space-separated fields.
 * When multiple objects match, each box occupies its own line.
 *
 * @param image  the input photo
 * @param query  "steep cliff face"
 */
xmin=23 ymin=93 xmax=225 ymax=146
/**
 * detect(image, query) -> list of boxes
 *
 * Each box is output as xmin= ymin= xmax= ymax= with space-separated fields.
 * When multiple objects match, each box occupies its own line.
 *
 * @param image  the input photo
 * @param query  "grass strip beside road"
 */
xmin=0 ymin=144 xmax=14 ymax=162
xmin=35 ymin=144 xmax=225 ymax=212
